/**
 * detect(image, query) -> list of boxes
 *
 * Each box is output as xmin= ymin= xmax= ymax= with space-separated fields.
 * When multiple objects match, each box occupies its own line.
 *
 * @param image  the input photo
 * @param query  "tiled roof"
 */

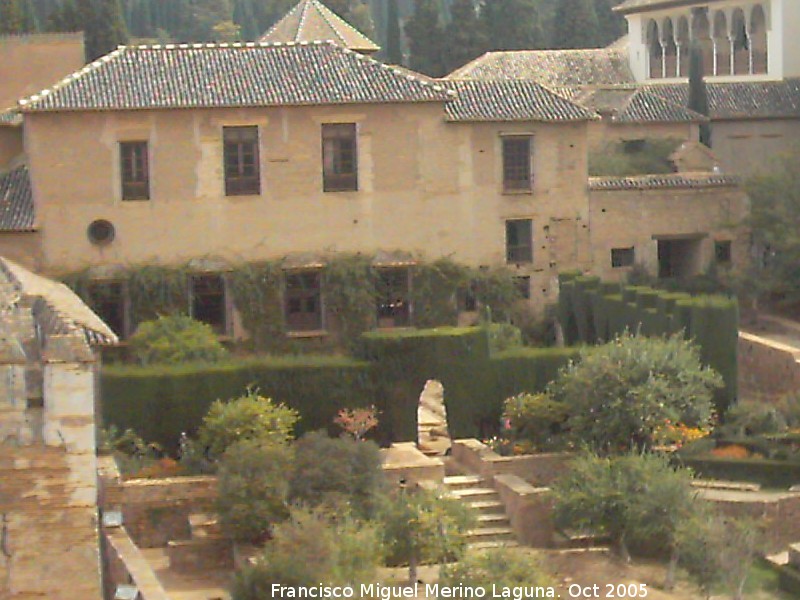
xmin=0 ymin=257 xmax=118 ymax=346
xmin=19 ymin=41 xmax=452 ymax=112
xmin=615 ymin=0 xmax=725 ymax=14
xmin=447 ymin=48 xmax=635 ymax=88
xmin=577 ymin=87 xmax=707 ymax=123
xmin=589 ymin=173 xmax=740 ymax=191
xmin=442 ymin=79 xmax=595 ymax=122
xmin=260 ymin=0 xmax=379 ymax=53
xmin=646 ymin=79 xmax=800 ymax=120
xmin=0 ymin=165 xmax=34 ymax=232
xmin=0 ymin=108 xmax=21 ymax=126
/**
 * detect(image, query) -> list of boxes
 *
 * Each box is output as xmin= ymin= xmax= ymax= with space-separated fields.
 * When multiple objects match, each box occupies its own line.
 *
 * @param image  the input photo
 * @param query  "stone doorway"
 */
xmin=417 ymin=380 xmax=451 ymax=456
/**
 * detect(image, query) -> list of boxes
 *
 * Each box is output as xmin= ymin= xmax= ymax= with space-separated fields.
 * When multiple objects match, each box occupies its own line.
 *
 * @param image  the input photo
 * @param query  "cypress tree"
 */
xmin=20 ymin=0 xmax=39 ymax=31
xmin=443 ymin=0 xmax=486 ymax=71
xmin=385 ymin=0 xmax=402 ymax=63
xmin=0 ymin=0 xmax=25 ymax=33
xmin=552 ymin=0 xmax=599 ymax=49
xmin=321 ymin=0 xmax=350 ymax=18
xmin=688 ymin=42 xmax=712 ymax=147
xmin=46 ymin=0 xmax=80 ymax=31
xmin=593 ymin=0 xmax=625 ymax=46
xmin=480 ymin=0 xmax=543 ymax=51
xmin=83 ymin=0 xmax=128 ymax=60
xmin=404 ymin=0 xmax=445 ymax=76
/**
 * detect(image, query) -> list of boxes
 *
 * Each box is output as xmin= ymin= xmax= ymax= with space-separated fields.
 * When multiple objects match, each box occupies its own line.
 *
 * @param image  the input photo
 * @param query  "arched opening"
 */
xmin=662 ymin=18 xmax=678 ymax=77
xmin=417 ymin=380 xmax=451 ymax=456
xmin=750 ymin=4 xmax=768 ymax=74
xmin=647 ymin=20 xmax=663 ymax=79
xmin=732 ymin=8 xmax=749 ymax=75
xmin=677 ymin=16 xmax=690 ymax=76
xmin=713 ymin=10 xmax=730 ymax=75
xmin=692 ymin=9 xmax=713 ymax=76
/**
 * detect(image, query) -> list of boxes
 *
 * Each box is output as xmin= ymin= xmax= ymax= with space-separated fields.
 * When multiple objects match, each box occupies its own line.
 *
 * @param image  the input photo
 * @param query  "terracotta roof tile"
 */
xmin=19 ymin=42 xmax=451 ymax=112
xmin=578 ymin=87 xmax=707 ymax=123
xmin=589 ymin=173 xmax=739 ymax=191
xmin=0 ymin=165 xmax=34 ymax=232
xmin=442 ymin=79 xmax=595 ymax=122
xmin=260 ymin=0 xmax=379 ymax=53
xmin=447 ymin=48 xmax=635 ymax=87
xmin=646 ymin=79 xmax=800 ymax=120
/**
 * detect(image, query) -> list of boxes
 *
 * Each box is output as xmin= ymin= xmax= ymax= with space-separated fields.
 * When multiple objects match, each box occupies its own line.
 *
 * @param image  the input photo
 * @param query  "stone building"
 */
xmin=0 ymin=0 xmax=749 ymax=342
xmin=0 ymin=257 xmax=116 ymax=599
xmin=451 ymin=0 xmax=800 ymax=177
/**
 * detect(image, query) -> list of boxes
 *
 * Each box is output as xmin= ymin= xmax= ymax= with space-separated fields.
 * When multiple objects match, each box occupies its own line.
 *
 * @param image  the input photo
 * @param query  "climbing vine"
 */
xmin=228 ymin=260 xmax=285 ymax=352
xmin=323 ymin=254 xmax=377 ymax=351
xmin=411 ymin=257 xmax=471 ymax=328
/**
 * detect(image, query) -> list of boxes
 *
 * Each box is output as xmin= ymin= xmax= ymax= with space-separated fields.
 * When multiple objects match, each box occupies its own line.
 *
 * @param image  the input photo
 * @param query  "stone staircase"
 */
xmin=166 ymin=512 xmax=232 ymax=574
xmin=442 ymin=474 xmax=518 ymax=549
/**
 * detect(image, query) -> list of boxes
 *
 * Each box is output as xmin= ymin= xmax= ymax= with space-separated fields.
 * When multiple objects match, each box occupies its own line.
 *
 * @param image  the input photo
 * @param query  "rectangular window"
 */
xmin=285 ymin=271 xmax=323 ymax=332
xmin=502 ymin=136 xmax=532 ymax=192
xmin=611 ymin=247 xmax=635 ymax=268
xmin=120 ymin=141 xmax=149 ymax=200
xmin=88 ymin=281 xmax=127 ymax=338
xmin=190 ymin=274 xmax=228 ymax=335
xmin=506 ymin=219 xmax=533 ymax=263
xmin=715 ymin=240 xmax=732 ymax=265
xmin=376 ymin=268 xmax=411 ymax=328
xmin=322 ymin=123 xmax=358 ymax=192
xmin=224 ymin=126 xmax=260 ymax=196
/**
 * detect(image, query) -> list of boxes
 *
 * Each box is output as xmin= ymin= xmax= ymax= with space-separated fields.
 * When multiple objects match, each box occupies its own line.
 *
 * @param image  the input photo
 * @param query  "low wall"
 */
xmin=104 ymin=526 xmax=169 ymax=600
xmin=493 ymin=474 xmax=553 ymax=547
xmin=738 ymin=331 xmax=800 ymax=398
xmin=699 ymin=489 xmax=800 ymax=553
xmin=452 ymin=439 xmax=571 ymax=486
xmin=100 ymin=460 xmax=217 ymax=548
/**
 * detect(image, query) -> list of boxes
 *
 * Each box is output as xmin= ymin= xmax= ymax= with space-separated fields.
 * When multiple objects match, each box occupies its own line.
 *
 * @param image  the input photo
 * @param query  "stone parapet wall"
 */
xmin=738 ymin=330 xmax=800 ymax=398
xmin=493 ymin=474 xmax=554 ymax=547
xmin=104 ymin=527 xmax=170 ymax=600
xmin=452 ymin=438 xmax=571 ymax=486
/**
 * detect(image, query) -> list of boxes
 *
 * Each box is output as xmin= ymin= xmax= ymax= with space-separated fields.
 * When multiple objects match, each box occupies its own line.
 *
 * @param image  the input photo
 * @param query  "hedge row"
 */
xmin=677 ymin=456 xmax=800 ymax=489
xmin=558 ymin=273 xmax=739 ymax=412
xmin=102 ymin=327 xmax=578 ymax=450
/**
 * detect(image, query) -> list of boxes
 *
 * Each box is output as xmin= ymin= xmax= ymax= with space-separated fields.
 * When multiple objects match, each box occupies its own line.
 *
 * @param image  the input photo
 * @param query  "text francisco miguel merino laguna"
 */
xmin=270 ymin=584 xmax=557 ymax=599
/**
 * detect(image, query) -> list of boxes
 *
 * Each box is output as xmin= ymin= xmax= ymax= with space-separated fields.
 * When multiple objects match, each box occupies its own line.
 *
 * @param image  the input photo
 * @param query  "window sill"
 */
xmin=323 ymin=188 xmax=359 ymax=193
xmin=286 ymin=330 xmax=329 ymax=339
xmin=225 ymin=193 xmax=262 ymax=199
xmin=502 ymin=189 xmax=533 ymax=196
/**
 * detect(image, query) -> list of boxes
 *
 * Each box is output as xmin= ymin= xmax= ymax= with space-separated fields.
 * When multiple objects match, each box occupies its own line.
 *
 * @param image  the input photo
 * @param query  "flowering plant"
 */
xmin=334 ymin=406 xmax=379 ymax=441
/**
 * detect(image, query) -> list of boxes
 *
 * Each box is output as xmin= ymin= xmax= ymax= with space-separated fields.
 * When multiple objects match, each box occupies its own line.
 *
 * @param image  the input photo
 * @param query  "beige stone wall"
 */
xmin=712 ymin=118 xmax=800 ymax=177
xmin=587 ymin=184 xmax=749 ymax=281
xmin=25 ymin=104 xmax=591 ymax=310
xmin=0 ymin=126 xmax=23 ymax=167
xmin=738 ymin=331 xmax=800 ymax=398
xmin=0 ymin=33 xmax=85 ymax=110
xmin=0 ymin=232 xmax=41 ymax=271
xmin=587 ymin=120 xmax=697 ymax=151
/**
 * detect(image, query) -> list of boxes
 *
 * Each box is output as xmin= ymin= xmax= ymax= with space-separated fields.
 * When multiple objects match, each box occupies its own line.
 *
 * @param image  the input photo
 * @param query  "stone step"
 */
xmin=442 ymin=475 xmax=485 ymax=489
xmin=188 ymin=513 xmax=220 ymax=539
xmin=449 ymin=488 xmax=498 ymax=501
xmin=466 ymin=526 xmax=516 ymax=543
xmin=476 ymin=513 xmax=510 ymax=526
xmin=467 ymin=500 xmax=505 ymax=515
xmin=467 ymin=540 xmax=520 ymax=551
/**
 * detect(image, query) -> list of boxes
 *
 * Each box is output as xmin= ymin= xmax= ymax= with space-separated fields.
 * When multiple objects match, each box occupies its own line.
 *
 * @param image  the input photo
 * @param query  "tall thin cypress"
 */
xmin=689 ymin=42 xmax=712 ymax=148
xmin=404 ymin=0 xmax=445 ymax=76
xmin=385 ymin=0 xmax=402 ymax=64
xmin=552 ymin=0 xmax=599 ymax=49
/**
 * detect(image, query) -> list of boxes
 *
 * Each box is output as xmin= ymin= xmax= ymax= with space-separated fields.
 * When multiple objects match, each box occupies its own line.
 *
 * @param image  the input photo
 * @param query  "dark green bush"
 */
xmin=588 ymin=138 xmax=682 ymax=177
xmin=502 ymin=392 xmax=569 ymax=451
xmin=289 ymin=431 xmax=385 ymax=519
xmin=676 ymin=456 xmax=800 ymax=489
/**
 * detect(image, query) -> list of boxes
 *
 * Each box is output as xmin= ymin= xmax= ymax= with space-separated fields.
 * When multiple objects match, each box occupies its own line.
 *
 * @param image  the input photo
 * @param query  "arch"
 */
xmin=662 ymin=18 xmax=678 ymax=77
xmin=750 ymin=4 xmax=768 ymax=74
xmin=647 ymin=19 xmax=663 ymax=79
xmin=691 ymin=9 xmax=713 ymax=76
xmin=676 ymin=16 xmax=690 ymax=76
xmin=713 ymin=10 xmax=730 ymax=75
xmin=732 ymin=8 xmax=749 ymax=75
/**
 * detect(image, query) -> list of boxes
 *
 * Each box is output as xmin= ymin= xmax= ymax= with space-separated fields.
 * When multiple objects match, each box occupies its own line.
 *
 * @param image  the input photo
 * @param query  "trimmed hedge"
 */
xmin=779 ymin=564 xmax=800 ymax=596
xmin=557 ymin=275 xmax=739 ymax=412
xmin=102 ymin=327 xmax=578 ymax=450
xmin=677 ymin=456 xmax=800 ymax=489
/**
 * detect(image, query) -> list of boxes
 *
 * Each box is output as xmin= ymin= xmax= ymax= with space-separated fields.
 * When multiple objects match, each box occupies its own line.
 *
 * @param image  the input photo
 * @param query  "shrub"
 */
xmin=439 ymin=547 xmax=553 ymax=592
xmin=129 ymin=314 xmax=228 ymax=365
xmin=215 ymin=439 xmax=293 ymax=544
xmin=487 ymin=323 xmax=523 ymax=353
xmin=198 ymin=389 xmax=298 ymax=459
xmin=289 ymin=430 xmax=385 ymax=518
xmin=549 ymin=332 xmax=720 ymax=453
xmin=231 ymin=506 xmax=383 ymax=599
xmin=502 ymin=392 xmax=569 ymax=451
xmin=588 ymin=138 xmax=682 ymax=177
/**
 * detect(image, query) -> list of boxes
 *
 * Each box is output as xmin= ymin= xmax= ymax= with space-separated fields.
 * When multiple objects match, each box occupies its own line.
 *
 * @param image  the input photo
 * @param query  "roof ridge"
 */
xmin=261 ymin=0 xmax=305 ymax=41
xmin=18 ymin=45 xmax=128 ymax=109
xmin=307 ymin=0 xmax=351 ymax=47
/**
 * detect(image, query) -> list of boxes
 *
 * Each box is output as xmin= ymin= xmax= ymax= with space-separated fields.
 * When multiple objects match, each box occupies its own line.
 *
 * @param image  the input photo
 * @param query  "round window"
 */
xmin=87 ymin=220 xmax=115 ymax=245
